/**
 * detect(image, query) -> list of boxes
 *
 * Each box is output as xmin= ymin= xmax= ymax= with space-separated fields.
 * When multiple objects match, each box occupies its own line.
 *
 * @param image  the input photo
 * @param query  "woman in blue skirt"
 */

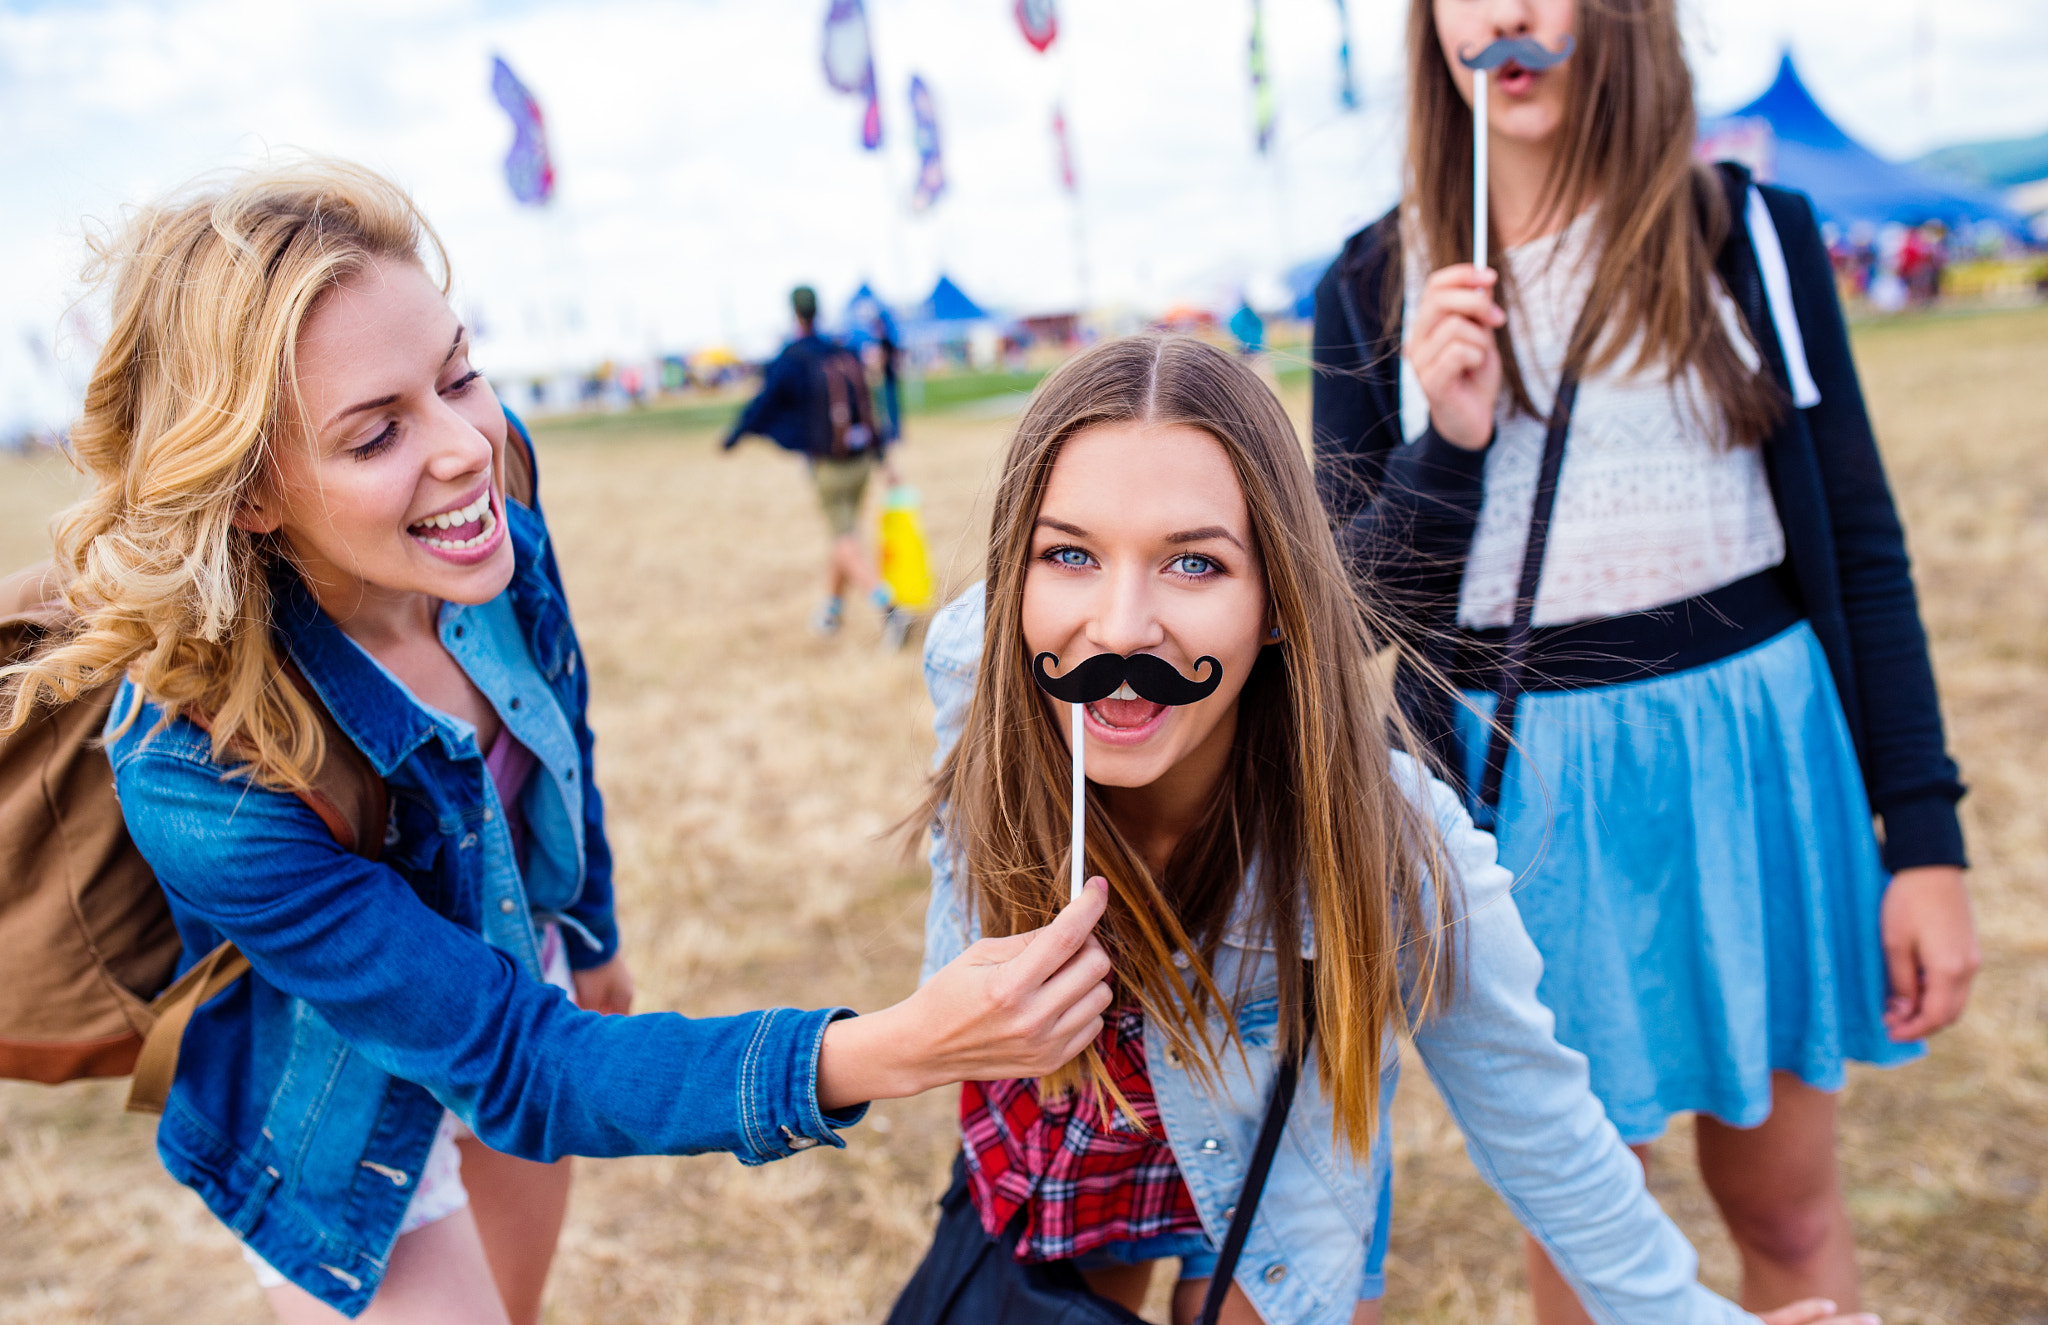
xmin=1311 ymin=1 xmax=1977 ymax=1320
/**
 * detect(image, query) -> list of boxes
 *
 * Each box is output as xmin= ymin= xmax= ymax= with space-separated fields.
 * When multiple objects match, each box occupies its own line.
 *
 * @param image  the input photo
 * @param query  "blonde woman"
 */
xmin=1 ymin=159 xmax=1113 ymax=1322
xmin=900 ymin=334 xmax=1867 ymax=1325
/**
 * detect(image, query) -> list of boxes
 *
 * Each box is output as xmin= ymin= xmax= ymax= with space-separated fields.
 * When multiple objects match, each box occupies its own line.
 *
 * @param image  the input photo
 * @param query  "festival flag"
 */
xmin=1249 ymin=0 xmax=1275 ymax=154
xmin=490 ymin=56 xmax=555 ymax=205
xmin=1052 ymin=104 xmax=1077 ymax=193
xmin=822 ymin=0 xmax=882 ymax=150
xmin=1015 ymin=0 xmax=1057 ymax=53
xmin=1334 ymin=0 xmax=1360 ymax=110
xmin=909 ymin=75 xmax=946 ymax=212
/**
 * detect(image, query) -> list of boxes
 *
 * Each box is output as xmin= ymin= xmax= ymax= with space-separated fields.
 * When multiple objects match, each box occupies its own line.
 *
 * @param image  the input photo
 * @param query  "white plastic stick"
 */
xmin=1070 ymin=701 xmax=1085 ymax=902
xmin=1473 ymin=69 xmax=1489 ymax=271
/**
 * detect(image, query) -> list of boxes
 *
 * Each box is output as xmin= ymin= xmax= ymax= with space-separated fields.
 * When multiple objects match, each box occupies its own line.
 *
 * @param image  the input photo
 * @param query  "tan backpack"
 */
xmin=0 ymin=562 xmax=386 ymax=1113
xmin=0 ymin=423 xmax=537 ymax=1113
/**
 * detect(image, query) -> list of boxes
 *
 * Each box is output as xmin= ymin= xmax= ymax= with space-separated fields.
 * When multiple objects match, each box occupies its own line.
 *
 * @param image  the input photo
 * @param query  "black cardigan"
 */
xmin=1309 ymin=165 xmax=1966 ymax=872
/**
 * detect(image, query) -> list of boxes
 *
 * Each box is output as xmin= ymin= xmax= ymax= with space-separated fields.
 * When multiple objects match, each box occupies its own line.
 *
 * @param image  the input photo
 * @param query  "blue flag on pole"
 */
xmin=1334 ymin=0 xmax=1359 ymax=110
xmin=491 ymin=56 xmax=555 ymax=205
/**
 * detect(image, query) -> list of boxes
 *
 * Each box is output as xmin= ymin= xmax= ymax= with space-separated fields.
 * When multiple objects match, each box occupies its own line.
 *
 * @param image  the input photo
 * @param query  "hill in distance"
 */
xmin=1913 ymin=129 xmax=2048 ymax=189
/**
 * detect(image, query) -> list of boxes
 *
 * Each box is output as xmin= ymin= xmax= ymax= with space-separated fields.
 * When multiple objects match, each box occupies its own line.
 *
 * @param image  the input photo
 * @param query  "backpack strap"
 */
xmin=1191 ymin=1002 xmax=1315 ymax=1325
xmin=1711 ymin=162 xmax=1822 ymax=411
xmin=501 ymin=406 xmax=540 ymax=510
xmin=126 ymin=944 xmax=249 ymax=1114
xmin=126 ymin=663 xmax=387 ymax=1114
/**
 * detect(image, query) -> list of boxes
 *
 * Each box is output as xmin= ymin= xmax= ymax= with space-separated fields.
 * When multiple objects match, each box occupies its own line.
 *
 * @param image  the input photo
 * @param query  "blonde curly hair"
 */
xmin=2 ymin=158 xmax=448 ymax=790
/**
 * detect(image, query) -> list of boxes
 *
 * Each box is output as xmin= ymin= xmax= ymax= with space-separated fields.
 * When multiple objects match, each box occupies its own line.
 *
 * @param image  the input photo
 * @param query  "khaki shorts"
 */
xmin=810 ymin=454 xmax=875 ymax=538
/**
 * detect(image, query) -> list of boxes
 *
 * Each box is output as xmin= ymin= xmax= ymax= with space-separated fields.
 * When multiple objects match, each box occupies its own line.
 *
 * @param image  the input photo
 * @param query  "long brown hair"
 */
xmin=925 ymin=335 xmax=1454 ymax=1157
xmin=1400 ymin=0 xmax=1782 ymax=442
xmin=0 ymin=159 xmax=447 ymax=790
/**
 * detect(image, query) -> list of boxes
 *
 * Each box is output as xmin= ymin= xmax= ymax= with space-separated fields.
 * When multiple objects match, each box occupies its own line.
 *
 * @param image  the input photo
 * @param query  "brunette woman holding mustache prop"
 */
xmin=1313 ymin=1 xmax=1974 ymax=1322
xmin=891 ymin=334 xmax=1866 ymax=1325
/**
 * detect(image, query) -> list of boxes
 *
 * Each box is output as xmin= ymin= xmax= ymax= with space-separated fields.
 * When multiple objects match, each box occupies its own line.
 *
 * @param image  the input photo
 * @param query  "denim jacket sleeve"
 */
xmin=112 ymin=723 xmax=861 ymax=1167
xmin=1401 ymin=759 xmax=1756 ymax=1325
xmin=919 ymin=583 xmax=988 ymax=985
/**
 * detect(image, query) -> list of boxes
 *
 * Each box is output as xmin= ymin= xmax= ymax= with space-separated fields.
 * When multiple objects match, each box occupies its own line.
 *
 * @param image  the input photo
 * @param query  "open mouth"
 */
xmin=1086 ymin=682 xmax=1168 ymax=734
xmin=407 ymin=488 xmax=499 ymax=552
xmin=1497 ymin=61 xmax=1538 ymax=91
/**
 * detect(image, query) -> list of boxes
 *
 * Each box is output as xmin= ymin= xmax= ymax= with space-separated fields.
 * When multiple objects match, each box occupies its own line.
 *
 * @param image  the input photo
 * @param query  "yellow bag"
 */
xmin=880 ymin=485 xmax=935 ymax=611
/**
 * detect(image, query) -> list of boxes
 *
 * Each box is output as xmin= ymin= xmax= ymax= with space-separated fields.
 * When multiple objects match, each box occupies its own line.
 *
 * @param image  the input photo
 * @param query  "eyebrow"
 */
xmin=1167 ymin=525 xmax=1247 ymax=551
xmin=322 ymin=326 xmax=466 ymax=431
xmin=1034 ymin=516 xmax=1247 ymax=552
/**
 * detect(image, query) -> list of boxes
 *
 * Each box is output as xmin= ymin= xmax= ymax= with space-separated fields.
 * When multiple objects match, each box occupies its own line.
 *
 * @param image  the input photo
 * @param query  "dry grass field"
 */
xmin=3 ymin=307 xmax=2045 ymax=1323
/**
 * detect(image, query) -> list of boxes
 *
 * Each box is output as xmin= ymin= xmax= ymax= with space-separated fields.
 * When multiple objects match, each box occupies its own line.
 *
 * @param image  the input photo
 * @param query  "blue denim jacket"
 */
xmin=106 ymin=500 xmax=861 ymax=1315
xmin=919 ymin=586 xmax=1755 ymax=1325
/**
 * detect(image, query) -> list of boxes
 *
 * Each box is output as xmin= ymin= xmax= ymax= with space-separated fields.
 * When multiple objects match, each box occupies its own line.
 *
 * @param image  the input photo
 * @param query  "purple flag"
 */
xmin=910 ymin=76 xmax=946 ymax=211
xmin=490 ymin=56 xmax=555 ymax=205
xmin=822 ymin=0 xmax=883 ymax=150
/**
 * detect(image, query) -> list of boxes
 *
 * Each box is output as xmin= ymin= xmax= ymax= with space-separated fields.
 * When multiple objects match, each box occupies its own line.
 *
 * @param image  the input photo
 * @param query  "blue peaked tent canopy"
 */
xmin=920 ymin=274 xmax=988 ymax=323
xmin=1703 ymin=55 xmax=2027 ymax=235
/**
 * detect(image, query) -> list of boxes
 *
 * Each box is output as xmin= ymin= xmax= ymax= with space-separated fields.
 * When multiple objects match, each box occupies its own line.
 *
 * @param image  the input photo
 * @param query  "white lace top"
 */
xmin=1400 ymin=209 xmax=1786 ymax=630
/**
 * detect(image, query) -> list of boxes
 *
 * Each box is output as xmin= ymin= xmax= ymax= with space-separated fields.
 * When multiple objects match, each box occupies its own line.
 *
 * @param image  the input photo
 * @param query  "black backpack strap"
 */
xmin=1476 ymin=370 xmax=1581 ymax=808
xmin=1193 ymin=1007 xmax=1313 ymax=1325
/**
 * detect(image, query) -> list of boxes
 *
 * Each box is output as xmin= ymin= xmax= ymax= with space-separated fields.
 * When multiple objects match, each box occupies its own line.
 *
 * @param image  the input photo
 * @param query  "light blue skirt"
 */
xmin=1456 ymin=621 xmax=1921 ymax=1143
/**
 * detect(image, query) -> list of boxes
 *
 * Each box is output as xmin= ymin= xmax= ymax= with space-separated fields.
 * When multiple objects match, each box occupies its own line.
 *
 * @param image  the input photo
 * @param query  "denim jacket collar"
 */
xmin=269 ymin=502 xmax=569 ymax=779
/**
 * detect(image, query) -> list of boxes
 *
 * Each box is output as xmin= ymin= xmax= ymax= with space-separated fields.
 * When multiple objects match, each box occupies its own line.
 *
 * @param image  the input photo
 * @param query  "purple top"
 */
xmin=484 ymin=722 xmax=539 ymax=865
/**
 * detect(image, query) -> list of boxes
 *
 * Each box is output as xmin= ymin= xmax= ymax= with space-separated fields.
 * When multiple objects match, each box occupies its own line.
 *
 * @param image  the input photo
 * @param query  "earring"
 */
xmin=1268 ymin=626 xmax=1283 ymax=642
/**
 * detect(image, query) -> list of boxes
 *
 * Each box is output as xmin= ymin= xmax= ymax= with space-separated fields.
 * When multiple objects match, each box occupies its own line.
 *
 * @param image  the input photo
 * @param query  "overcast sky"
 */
xmin=5 ymin=0 xmax=2046 ymax=431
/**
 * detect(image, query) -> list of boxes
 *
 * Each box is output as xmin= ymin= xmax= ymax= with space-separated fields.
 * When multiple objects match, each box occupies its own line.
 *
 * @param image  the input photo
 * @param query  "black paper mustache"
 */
xmin=1032 ymin=651 xmax=1224 ymax=707
xmin=1457 ymin=34 xmax=1575 ymax=72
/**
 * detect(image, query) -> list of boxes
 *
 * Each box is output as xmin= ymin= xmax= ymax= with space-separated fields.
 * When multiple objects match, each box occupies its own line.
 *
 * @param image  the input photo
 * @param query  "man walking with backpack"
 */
xmin=724 ymin=285 xmax=911 ymax=648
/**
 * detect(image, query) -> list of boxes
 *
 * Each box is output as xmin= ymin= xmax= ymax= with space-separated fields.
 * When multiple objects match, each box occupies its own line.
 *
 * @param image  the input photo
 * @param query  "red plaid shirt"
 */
xmin=959 ymin=1005 xmax=1203 ymax=1262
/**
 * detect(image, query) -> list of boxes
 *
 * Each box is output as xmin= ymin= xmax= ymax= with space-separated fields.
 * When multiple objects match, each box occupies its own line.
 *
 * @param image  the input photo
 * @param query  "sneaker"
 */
xmin=810 ymin=598 xmax=844 ymax=637
xmin=881 ymin=606 xmax=914 ymax=652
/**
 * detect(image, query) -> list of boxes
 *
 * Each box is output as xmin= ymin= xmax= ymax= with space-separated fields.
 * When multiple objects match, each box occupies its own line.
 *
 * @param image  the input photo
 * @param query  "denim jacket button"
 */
xmin=1170 ymin=950 xmax=1190 ymax=969
xmin=779 ymin=1126 xmax=819 ymax=1151
xmin=1198 ymin=1137 xmax=1221 ymax=1154
xmin=1162 ymin=1044 xmax=1184 ymax=1069
xmin=1263 ymin=1264 xmax=1287 ymax=1284
xmin=461 ymin=833 xmax=479 ymax=849
xmin=499 ymin=899 xmax=517 ymax=914
xmin=482 ymin=808 xmax=495 ymax=824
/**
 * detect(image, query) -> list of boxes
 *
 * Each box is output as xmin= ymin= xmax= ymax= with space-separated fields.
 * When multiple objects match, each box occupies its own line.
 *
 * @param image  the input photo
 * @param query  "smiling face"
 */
xmin=1433 ymin=0 xmax=1576 ymax=149
xmin=245 ymin=256 xmax=513 ymax=624
xmin=1021 ymin=420 xmax=1270 ymax=797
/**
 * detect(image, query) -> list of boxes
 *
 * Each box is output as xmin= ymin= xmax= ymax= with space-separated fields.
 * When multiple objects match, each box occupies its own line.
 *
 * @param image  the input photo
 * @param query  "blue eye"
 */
xmin=1045 ymin=546 xmax=1094 ymax=569
xmin=1171 ymin=553 xmax=1217 ymax=577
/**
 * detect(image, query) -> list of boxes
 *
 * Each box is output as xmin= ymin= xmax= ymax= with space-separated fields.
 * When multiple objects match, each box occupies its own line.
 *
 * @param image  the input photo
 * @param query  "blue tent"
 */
xmin=1702 ymin=55 xmax=2026 ymax=234
xmin=920 ymin=274 xmax=987 ymax=323
xmin=842 ymin=283 xmax=898 ymax=345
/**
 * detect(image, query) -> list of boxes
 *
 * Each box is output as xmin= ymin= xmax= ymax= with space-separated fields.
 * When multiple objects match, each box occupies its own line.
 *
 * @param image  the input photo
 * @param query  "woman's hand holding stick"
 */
xmin=815 ymin=878 xmax=1114 ymax=1111
xmin=1406 ymin=264 xmax=1506 ymax=451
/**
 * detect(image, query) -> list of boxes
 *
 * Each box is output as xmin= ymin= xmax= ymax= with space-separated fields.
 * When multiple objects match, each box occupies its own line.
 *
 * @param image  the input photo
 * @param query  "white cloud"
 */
xmin=3 ymin=0 xmax=2044 ymax=432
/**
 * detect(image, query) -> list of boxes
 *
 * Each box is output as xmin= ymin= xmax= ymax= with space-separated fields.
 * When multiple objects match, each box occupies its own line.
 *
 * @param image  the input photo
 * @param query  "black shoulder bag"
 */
xmin=885 ymin=1044 xmax=1306 ymax=1325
